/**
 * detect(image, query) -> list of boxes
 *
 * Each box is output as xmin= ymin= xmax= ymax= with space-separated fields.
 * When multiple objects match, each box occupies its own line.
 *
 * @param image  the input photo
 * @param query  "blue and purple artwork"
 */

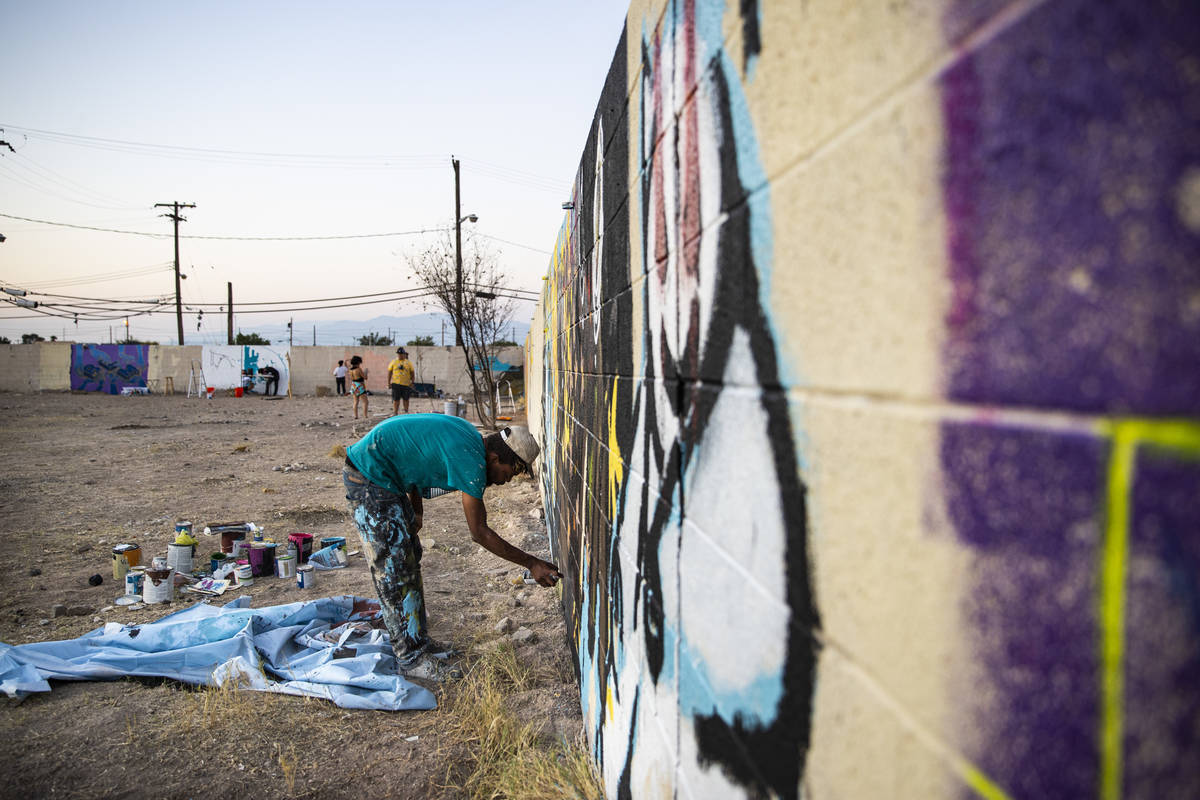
xmin=70 ymin=344 xmax=149 ymax=394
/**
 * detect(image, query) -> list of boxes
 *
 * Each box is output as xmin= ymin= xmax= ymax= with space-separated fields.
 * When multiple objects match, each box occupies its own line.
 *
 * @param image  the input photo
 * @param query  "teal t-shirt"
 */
xmin=347 ymin=414 xmax=486 ymax=499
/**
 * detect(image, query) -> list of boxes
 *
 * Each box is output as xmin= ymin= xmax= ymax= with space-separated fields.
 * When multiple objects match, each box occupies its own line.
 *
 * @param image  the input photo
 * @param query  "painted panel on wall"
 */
xmin=69 ymin=344 xmax=148 ymax=394
xmin=533 ymin=0 xmax=1200 ymax=798
xmin=201 ymin=345 xmax=289 ymax=391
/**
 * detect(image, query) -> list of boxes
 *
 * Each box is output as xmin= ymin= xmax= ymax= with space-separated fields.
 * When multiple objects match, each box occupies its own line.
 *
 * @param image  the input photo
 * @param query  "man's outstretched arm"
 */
xmin=461 ymin=494 xmax=560 ymax=586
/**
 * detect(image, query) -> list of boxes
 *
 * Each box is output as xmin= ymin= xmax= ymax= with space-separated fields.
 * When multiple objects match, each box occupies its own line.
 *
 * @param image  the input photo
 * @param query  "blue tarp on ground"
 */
xmin=0 ymin=595 xmax=436 ymax=711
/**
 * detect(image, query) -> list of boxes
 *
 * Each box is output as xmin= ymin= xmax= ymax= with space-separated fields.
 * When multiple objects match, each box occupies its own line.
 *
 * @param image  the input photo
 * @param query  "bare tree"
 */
xmin=407 ymin=230 xmax=515 ymax=429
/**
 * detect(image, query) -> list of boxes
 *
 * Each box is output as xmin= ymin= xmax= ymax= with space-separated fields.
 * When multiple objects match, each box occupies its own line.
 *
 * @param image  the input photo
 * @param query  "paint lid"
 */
xmin=297 ymin=564 xmax=314 ymax=572
xmin=115 ymin=595 xmax=142 ymax=606
xmin=112 ymin=543 xmax=139 ymax=554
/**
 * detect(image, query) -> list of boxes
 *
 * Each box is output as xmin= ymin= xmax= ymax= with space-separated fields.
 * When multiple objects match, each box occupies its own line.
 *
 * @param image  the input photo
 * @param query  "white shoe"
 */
xmin=401 ymin=652 xmax=463 ymax=683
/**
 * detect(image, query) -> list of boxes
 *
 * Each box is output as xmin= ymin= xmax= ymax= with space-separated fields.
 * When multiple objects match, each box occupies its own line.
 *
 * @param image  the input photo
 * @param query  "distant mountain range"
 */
xmin=263 ymin=312 xmax=531 ymax=347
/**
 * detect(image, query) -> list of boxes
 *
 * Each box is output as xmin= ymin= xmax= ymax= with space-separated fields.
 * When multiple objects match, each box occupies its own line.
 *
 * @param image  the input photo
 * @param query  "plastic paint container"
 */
xmin=112 ymin=544 xmax=141 ymax=581
xmin=275 ymin=554 xmax=296 ymax=579
xmin=319 ymin=537 xmax=346 ymax=552
xmin=234 ymin=563 xmax=254 ymax=586
xmin=143 ymin=566 xmax=175 ymax=603
xmin=231 ymin=539 xmax=251 ymax=560
xmin=296 ymin=564 xmax=314 ymax=589
xmin=166 ymin=542 xmax=193 ymax=574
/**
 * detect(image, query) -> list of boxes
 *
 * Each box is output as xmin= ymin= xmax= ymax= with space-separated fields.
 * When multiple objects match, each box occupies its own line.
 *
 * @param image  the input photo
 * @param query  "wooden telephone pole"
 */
xmin=155 ymin=201 xmax=196 ymax=345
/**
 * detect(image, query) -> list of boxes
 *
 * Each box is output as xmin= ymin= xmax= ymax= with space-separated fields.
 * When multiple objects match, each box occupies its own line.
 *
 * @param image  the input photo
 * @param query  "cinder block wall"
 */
xmin=527 ymin=1 xmax=1200 ymax=798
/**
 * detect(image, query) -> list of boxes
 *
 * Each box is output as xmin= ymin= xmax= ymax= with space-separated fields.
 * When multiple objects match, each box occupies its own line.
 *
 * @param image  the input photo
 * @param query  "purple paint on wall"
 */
xmin=941 ymin=0 xmax=1200 ymax=415
xmin=70 ymin=344 xmax=149 ymax=394
xmin=1124 ymin=449 xmax=1200 ymax=798
xmin=941 ymin=421 xmax=1106 ymax=799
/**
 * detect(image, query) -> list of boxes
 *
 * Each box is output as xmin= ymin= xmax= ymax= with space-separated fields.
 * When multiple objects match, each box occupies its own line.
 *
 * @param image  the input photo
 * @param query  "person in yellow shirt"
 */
xmin=387 ymin=347 xmax=416 ymax=415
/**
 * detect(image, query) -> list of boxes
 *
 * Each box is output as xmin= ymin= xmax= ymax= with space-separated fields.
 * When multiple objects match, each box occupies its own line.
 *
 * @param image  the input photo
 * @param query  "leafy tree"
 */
xmin=118 ymin=338 xmax=160 ymax=345
xmin=406 ymin=335 xmax=434 ymax=346
xmin=235 ymin=332 xmax=271 ymax=345
xmin=0 ymin=336 xmax=9 ymax=344
xmin=21 ymin=333 xmax=45 ymax=344
xmin=407 ymin=230 xmax=514 ymax=428
xmin=358 ymin=332 xmax=393 ymax=346
xmin=491 ymin=338 xmax=518 ymax=347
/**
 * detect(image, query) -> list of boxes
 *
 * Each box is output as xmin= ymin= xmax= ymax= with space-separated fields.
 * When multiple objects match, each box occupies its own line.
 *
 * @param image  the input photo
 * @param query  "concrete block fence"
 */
xmin=526 ymin=1 xmax=1200 ymax=798
xmin=0 ymin=343 xmax=523 ymax=400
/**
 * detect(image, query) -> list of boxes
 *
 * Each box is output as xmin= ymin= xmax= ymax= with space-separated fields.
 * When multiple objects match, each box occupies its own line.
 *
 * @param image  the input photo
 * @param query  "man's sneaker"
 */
xmin=401 ymin=651 xmax=464 ymax=683
xmin=424 ymin=637 xmax=459 ymax=657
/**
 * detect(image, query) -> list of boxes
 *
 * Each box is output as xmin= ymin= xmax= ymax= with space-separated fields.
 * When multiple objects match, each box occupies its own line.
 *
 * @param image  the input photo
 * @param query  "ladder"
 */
xmin=187 ymin=359 xmax=208 ymax=399
xmin=495 ymin=377 xmax=516 ymax=416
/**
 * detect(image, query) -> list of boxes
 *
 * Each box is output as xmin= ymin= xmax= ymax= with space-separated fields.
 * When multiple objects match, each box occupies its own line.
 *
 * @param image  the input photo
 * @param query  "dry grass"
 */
xmin=443 ymin=644 xmax=603 ymax=800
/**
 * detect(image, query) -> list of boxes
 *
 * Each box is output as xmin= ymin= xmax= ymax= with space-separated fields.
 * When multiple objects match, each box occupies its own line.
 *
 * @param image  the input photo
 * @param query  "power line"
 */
xmin=0 ymin=212 xmax=452 ymax=241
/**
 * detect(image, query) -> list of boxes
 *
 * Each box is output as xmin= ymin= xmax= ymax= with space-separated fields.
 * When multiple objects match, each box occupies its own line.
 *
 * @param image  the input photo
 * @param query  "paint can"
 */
xmin=166 ymin=542 xmax=193 ymax=574
xmin=296 ymin=564 xmax=314 ymax=589
xmin=275 ymin=554 xmax=296 ymax=579
xmin=247 ymin=543 xmax=274 ymax=577
xmin=152 ymin=555 xmax=168 ymax=570
xmin=287 ymin=533 xmax=313 ymax=563
xmin=175 ymin=521 xmax=193 ymax=537
xmin=234 ymin=563 xmax=254 ymax=586
xmin=111 ymin=544 xmax=141 ymax=581
xmin=210 ymin=552 xmax=227 ymax=572
xmin=253 ymin=526 xmax=264 ymax=543
xmin=319 ymin=536 xmax=346 ymax=552
xmin=124 ymin=567 xmax=146 ymax=598
xmin=219 ymin=529 xmax=245 ymax=554
xmin=442 ymin=400 xmax=457 ymax=417
xmin=143 ymin=566 xmax=175 ymax=603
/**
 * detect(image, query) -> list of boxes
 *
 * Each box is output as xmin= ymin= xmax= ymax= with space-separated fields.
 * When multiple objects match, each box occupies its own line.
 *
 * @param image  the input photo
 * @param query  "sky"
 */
xmin=0 ymin=0 xmax=630 ymax=346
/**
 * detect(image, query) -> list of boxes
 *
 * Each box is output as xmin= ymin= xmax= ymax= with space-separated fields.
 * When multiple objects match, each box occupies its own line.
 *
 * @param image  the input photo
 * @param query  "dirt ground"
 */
xmin=0 ymin=391 xmax=582 ymax=799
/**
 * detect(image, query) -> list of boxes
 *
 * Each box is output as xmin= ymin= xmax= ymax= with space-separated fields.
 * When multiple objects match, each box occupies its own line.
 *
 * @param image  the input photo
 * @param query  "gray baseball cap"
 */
xmin=499 ymin=425 xmax=539 ymax=476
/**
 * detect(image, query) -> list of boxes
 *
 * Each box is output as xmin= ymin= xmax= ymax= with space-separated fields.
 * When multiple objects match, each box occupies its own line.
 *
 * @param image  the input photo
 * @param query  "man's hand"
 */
xmin=527 ymin=558 xmax=561 ymax=587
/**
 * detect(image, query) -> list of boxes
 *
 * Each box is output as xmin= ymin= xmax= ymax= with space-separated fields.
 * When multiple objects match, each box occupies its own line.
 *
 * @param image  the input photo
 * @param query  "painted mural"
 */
xmin=531 ymin=0 xmax=1200 ymax=798
xmin=201 ymin=345 xmax=289 ymax=392
xmin=69 ymin=344 xmax=148 ymax=394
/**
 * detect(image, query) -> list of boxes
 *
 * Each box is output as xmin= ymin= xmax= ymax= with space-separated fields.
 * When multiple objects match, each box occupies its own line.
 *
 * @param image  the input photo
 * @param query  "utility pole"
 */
xmin=288 ymin=317 xmax=293 ymax=346
xmin=453 ymin=157 xmax=463 ymax=346
xmin=155 ymin=201 xmax=195 ymax=345
xmin=312 ymin=325 xmax=316 ymax=346
xmin=226 ymin=282 xmax=234 ymax=345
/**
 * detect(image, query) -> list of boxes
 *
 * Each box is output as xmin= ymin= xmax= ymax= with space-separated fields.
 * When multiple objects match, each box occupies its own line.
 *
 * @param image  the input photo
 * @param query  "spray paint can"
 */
xmin=296 ymin=564 xmax=314 ymax=589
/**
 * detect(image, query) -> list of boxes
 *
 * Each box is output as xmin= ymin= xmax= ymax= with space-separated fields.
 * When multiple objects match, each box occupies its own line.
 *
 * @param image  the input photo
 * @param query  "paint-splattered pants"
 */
xmin=343 ymin=466 xmax=428 ymax=666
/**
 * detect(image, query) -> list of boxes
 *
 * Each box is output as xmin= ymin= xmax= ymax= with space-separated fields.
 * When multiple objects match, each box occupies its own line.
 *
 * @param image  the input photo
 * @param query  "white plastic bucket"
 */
xmin=166 ymin=543 xmax=193 ymax=574
xmin=234 ymin=564 xmax=254 ymax=586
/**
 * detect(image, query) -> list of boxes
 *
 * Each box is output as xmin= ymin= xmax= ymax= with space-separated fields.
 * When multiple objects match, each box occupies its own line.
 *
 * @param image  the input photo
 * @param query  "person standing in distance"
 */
xmin=348 ymin=355 xmax=369 ymax=419
xmin=333 ymin=360 xmax=348 ymax=396
xmin=258 ymin=364 xmax=280 ymax=396
xmin=387 ymin=347 xmax=415 ymax=415
xmin=343 ymin=416 xmax=558 ymax=681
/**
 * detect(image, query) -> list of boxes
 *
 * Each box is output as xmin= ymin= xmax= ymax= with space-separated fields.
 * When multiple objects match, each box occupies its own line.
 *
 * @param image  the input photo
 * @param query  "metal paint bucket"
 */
xmin=124 ymin=567 xmax=146 ymax=598
xmin=234 ymin=563 xmax=254 ymax=586
xmin=210 ymin=552 xmax=227 ymax=572
xmin=275 ymin=554 xmax=296 ymax=579
xmin=296 ymin=564 xmax=314 ymax=589
xmin=175 ymin=521 xmax=193 ymax=537
xmin=112 ymin=544 xmax=141 ymax=581
xmin=166 ymin=543 xmax=193 ymax=574
xmin=248 ymin=543 xmax=275 ymax=577
xmin=287 ymin=533 xmax=313 ymax=563
xmin=443 ymin=400 xmax=457 ymax=416
xmin=143 ymin=566 xmax=175 ymax=603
